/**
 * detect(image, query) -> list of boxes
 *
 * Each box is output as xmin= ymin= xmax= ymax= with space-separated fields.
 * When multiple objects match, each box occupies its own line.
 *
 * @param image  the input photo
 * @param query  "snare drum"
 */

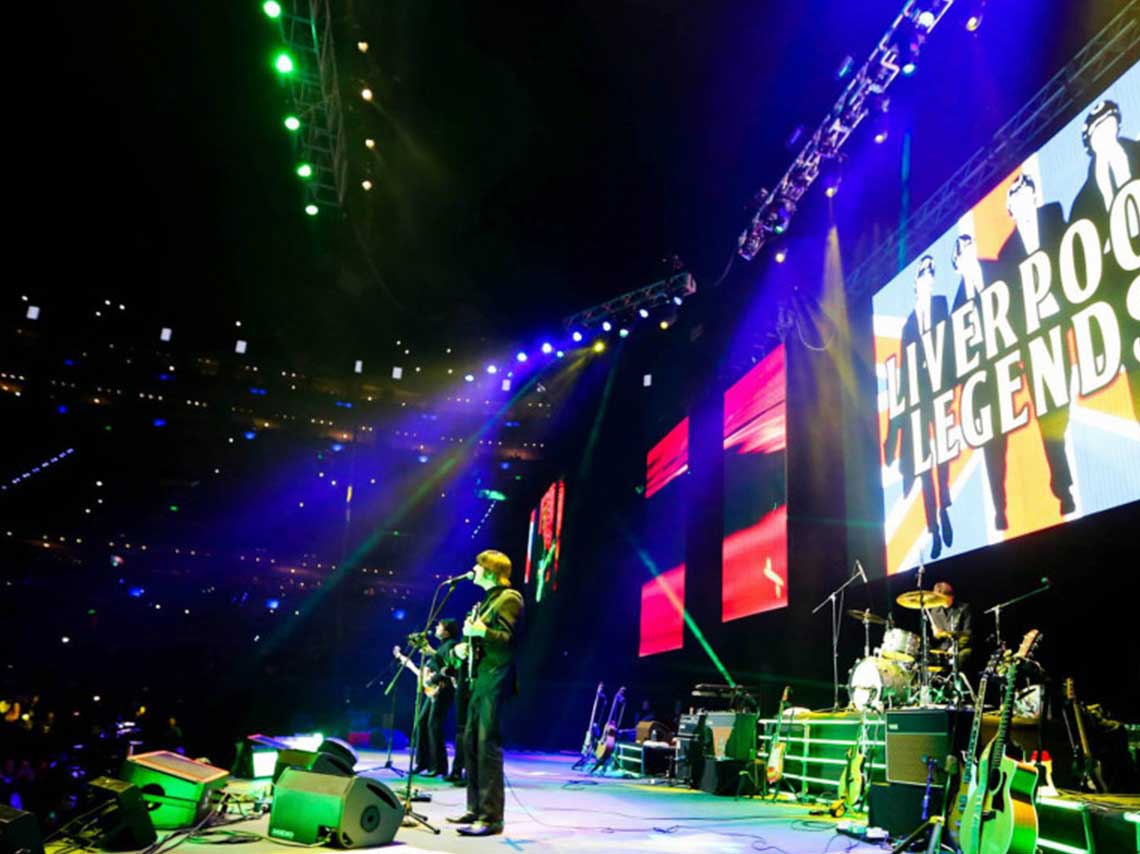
xmin=847 ymin=656 xmax=913 ymax=711
xmin=880 ymin=627 xmax=920 ymax=662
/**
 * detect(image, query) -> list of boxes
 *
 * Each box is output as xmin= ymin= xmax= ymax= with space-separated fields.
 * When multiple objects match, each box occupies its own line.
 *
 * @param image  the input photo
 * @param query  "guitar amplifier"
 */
xmin=674 ymin=713 xmax=705 ymax=787
xmin=885 ymin=709 xmax=970 ymax=786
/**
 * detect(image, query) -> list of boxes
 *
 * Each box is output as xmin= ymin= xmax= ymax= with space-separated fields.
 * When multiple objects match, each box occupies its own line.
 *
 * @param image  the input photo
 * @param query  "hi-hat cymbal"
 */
xmin=847 ymin=608 xmax=886 ymax=625
xmin=896 ymin=589 xmax=951 ymax=610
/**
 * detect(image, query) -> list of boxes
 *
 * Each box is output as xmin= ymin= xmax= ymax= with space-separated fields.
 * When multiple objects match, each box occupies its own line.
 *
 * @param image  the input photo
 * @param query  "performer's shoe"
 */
xmin=939 ymin=508 xmax=953 ymax=547
xmin=445 ymin=812 xmax=478 ymax=824
xmin=994 ymin=510 xmax=1009 ymax=531
xmin=929 ymin=526 xmax=942 ymax=560
xmin=444 ymin=774 xmax=465 ymax=784
xmin=420 ymin=770 xmax=440 ymax=777
xmin=412 ymin=766 xmax=431 ymax=775
xmin=457 ymin=821 xmax=503 ymax=836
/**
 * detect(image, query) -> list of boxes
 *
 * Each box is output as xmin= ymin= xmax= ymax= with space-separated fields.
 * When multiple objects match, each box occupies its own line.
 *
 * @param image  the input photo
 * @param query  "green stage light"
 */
xmin=284 ymin=116 xmax=300 ymax=131
xmin=304 ymin=204 xmax=318 ymax=216
xmin=274 ymin=52 xmax=295 ymax=74
xmin=262 ymin=1 xmax=282 ymax=18
xmin=296 ymin=163 xmax=313 ymax=179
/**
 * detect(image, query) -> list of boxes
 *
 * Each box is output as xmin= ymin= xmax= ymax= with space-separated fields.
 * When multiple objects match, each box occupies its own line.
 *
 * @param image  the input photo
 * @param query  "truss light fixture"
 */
xmin=361 ymin=87 xmax=374 ymax=102
xmin=305 ymin=204 xmax=318 ymax=216
xmin=263 ymin=1 xmax=282 ymax=19
xmin=274 ymin=52 xmax=295 ymax=75
xmin=364 ymin=138 xmax=376 ymax=149
xmin=284 ymin=115 xmax=301 ymax=131
xmin=296 ymin=163 xmax=313 ymax=179
xmin=361 ymin=179 xmax=373 ymax=191
xmin=357 ymin=41 xmax=369 ymax=53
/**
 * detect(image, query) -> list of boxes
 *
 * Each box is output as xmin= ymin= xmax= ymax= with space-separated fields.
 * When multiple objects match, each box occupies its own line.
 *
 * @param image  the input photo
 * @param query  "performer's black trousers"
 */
xmin=415 ymin=687 xmax=453 ymax=774
xmin=465 ymin=672 xmax=509 ymax=823
xmin=452 ymin=681 xmax=469 ymax=777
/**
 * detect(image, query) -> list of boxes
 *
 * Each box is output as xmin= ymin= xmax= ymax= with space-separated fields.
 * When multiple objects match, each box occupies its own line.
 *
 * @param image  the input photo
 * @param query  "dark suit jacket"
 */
xmin=995 ymin=201 xmax=1068 ymax=340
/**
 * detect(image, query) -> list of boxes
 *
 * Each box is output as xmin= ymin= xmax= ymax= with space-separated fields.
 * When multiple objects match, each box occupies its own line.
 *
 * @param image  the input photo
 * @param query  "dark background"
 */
xmin=2 ymin=0 xmax=1137 ymax=772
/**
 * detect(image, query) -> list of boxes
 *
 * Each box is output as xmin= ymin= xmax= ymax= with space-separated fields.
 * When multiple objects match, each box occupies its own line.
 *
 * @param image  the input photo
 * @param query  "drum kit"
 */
xmin=845 ymin=589 xmax=974 ymax=712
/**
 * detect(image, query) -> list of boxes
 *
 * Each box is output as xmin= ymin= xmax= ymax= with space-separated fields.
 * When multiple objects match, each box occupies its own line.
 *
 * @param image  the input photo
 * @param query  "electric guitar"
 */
xmin=836 ymin=710 xmax=869 ymax=810
xmin=959 ymin=630 xmax=1041 ymax=854
xmin=1064 ymin=678 xmax=1107 ymax=793
xmin=391 ymin=646 xmax=452 ymax=698
xmin=576 ymin=682 xmax=606 ymax=764
xmin=948 ymin=649 xmax=1000 ymax=849
xmin=765 ymin=686 xmax=793 ymax=787
xmin=592 ymin=686 xmax=626 ymax=769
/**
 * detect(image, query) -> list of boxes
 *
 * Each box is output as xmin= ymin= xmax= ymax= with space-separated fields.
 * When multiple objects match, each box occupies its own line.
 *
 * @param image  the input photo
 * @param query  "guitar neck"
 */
xmin=962 ymin=673 xmax=990 ymax=784
xmin=993 ymin=663 xmax=1019 ymax=764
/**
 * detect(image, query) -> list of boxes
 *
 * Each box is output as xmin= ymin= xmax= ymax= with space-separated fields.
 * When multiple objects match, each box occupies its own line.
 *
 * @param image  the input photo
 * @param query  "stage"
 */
xmin=159 ymin=749 xmax=883 ymax=854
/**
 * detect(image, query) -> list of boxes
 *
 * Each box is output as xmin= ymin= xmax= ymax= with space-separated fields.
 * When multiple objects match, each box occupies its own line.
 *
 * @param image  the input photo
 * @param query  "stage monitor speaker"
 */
xmin=0 ymin=804 xmax=44 ymax=854
xmin=120 ymin=751 xmax=229 ymax=829
xmin=269 ymin=768 xmax=402 ymax=848
xmin=867 ymin=782 xmax=944 ymax=839
xmin=635 ymin=720 xmax=674 ymax=744
xmin=85 ymin=777 xmax=158 ymax=851
xmin=317 ymin=738 xmax=358 ymax=769
xmin=232 ymin=734 xmax=290 ymax=779
xmin=699 ymin=758 xmax=745 ymax=796
xmin=273 ymin=749 xmax=355 ymax=784
xmin=884 ymin=709 xmax=969 ymax=786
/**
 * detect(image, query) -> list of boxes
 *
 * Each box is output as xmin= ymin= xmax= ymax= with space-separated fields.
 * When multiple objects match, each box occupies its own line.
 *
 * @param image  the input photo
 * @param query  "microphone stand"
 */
xmin=812 ymin=566 xmax=865 ymax=710
xmin=983 ymin=578 xmax=1051 ymax=650
xmin=381 ymin=577 xmax=464 ymax=835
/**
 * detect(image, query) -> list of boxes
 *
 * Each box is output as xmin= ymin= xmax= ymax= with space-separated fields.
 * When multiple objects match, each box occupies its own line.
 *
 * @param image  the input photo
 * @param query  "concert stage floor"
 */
xmin=214 ymin=749 xmax=882 ymax=854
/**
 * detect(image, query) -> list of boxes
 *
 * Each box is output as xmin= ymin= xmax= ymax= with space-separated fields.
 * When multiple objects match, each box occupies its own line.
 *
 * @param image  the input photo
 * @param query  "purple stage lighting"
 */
xmin=516 ymin=351 xmax=528 ymax=362
xmin=541 ymin=342 xmax=553 ymax=354
xmin=571 ymin=331 xmax=583 ymax=343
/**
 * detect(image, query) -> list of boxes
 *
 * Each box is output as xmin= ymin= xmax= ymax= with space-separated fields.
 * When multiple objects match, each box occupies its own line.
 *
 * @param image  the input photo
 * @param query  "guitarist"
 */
xmin=412 ymin=618 xmax=461 ymax=777
xmin=448 ymin=550 xmax=524 ymax=838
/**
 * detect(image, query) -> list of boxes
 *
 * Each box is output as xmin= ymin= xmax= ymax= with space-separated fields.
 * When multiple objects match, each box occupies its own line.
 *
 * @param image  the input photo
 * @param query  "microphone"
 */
xmin=440 ymin=570 xmax=475 ymax=586
xmin=855 ymin=559 xmax=868 ymax=584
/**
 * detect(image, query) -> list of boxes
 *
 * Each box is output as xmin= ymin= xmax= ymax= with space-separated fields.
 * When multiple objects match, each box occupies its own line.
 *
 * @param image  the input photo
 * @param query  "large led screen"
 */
xmin=722 ymin=345 xmax=788 ymax=620
xmin=524 ymin=479 xmax=565 ymax=603
xmin=873 ymin=60 xmax=1140 ymax=576
xmin=638 ymin=417 xmax=688 ymax=656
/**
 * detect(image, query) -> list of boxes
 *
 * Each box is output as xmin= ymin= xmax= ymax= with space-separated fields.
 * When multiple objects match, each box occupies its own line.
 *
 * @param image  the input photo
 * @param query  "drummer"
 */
xmin=925 ymin=581 xmax=972 ymax=658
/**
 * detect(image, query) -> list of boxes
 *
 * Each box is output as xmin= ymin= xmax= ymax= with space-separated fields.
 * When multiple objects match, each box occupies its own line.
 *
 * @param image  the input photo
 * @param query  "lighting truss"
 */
xmin=845 ymin=0 xmax=1140 ymax=299
xmin=561 ymin=272 xmax=697 ymax=331
xmin=737 ymin=0 xmax=955 ymax=261
xmin=275 ymin=0 xmax=348 ymax=209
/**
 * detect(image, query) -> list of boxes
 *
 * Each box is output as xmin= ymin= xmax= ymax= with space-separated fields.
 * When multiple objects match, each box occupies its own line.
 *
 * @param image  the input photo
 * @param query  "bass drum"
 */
xmin=847 ymin=657 xmax=913 ymax=711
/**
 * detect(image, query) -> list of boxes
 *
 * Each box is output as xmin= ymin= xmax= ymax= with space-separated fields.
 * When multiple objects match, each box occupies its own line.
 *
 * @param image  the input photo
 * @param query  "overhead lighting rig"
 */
xmin=266 ymin=0 xmax=348 ymax=212
xmin=561 ymin=272 xmax=697 ymax=334
xmin=737 ymin=0 xmax=955 ymax=261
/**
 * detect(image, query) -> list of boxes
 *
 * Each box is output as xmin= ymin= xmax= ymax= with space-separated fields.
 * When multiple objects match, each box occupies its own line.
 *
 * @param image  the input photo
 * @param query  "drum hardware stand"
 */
xmin=812 ymin=565 xmax=866 ymax=710
xmin=983 ymin=577 xmax=1052 ymax=651
xmin=914 ymin=562 xmax=934 ymax=707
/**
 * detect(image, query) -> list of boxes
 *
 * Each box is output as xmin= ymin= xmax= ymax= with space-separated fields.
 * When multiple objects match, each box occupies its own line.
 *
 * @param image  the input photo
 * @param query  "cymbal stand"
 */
xmin=915 ymin=562 xmax=932 ymax=706
xmin=812 ymin=566 xmax=865 ymax=710
xmin=983 ymin=578 xmax=1052 ymax=651
xmin=860 ymin=612 xmax=872 ymax=659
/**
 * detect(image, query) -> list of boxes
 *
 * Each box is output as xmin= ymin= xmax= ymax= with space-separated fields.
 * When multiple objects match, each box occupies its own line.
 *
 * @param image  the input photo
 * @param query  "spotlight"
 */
xmin=304 ymin=204 xmax=318 ymax=216
xmin=262 ymin=1 xmax=282 ymax=19
xmin=638 ymin=308 xmax=649 ymax=319
xmin=486 ymin=364 xmax=498 ymax=375
xmin=673 ymin=295 xmax=683 ymax=306
xmin=769 ymin=199 xmax=793 ymax=234
xmin=618 ymin=328 xmax=629 ymax=338
xmin=541 ymin=342 xmax=553 ymax=354
xmin=571 ymin=331 xmax=583 ymax=343
xmin=516 ymin=351 xmax=528 ymax=362
xmin=160 ymin=327 xmax=172 ymax=341
xmin=556 ymin=350 xmax=565 ymax=359
xmin=774 ymin=245 xmax=788 ymax=264
xmin=296 ymin=163 xmax=313 ymax=179
xmin=361 ymin=179 xmax=373 ymax=191
xmin=361 ymin=87 xmax=373 ymax=101
xmin=964 ymin=0 xmax=986 ymax=31
xmin=284 ymin=116 xmax=301 ymax=131
xmin=464 ymin=374 xmax=475 ymax=382
xmin=659 ymin=320 xmax=669 ymax=330
xmin=602 ymin=321 xmax=612 ymax=332
xmin=357 ymin=41 xmax=369 ymax=53
xmin=592 ymin=340 xmax=606 ymax=353
xmin=365 ymin=138 xmax=376 ymax=149
xmin=822 ymin=160 xmax=841 ymax=198
xmin=274 ymin=53 xmax=295 ymax=75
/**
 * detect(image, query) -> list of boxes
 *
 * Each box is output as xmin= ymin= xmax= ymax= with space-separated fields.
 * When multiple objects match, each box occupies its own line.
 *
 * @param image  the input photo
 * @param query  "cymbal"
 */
xmin=896 ymin=590 xmax=951 ymax=610
xmin=847 ymin=608 xmax=886 ymax=625
xmin=926 ymin=665 xmax=945 ymax=673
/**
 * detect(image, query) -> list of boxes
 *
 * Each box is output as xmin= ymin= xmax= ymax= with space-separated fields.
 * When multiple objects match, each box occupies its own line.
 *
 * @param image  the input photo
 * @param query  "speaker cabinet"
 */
xmin=867 ymin=782 xmax=944 ymax=839
xmin=120 ymin=751 xmax=229 ymax=829
xmin=0 ymin=804 xmax=43 ymax=854
xmin=699 ymin=758 xmax=746 ymax=796
xmin=884 ymin=709 xmax=970 ymax=786
xmin=86 ymin=777 xmax=158 ymax=850
xmin=273 ymin=749 xmax=355 ymax=784
xmin=269 ymin=769 xmax=402 ymax=848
